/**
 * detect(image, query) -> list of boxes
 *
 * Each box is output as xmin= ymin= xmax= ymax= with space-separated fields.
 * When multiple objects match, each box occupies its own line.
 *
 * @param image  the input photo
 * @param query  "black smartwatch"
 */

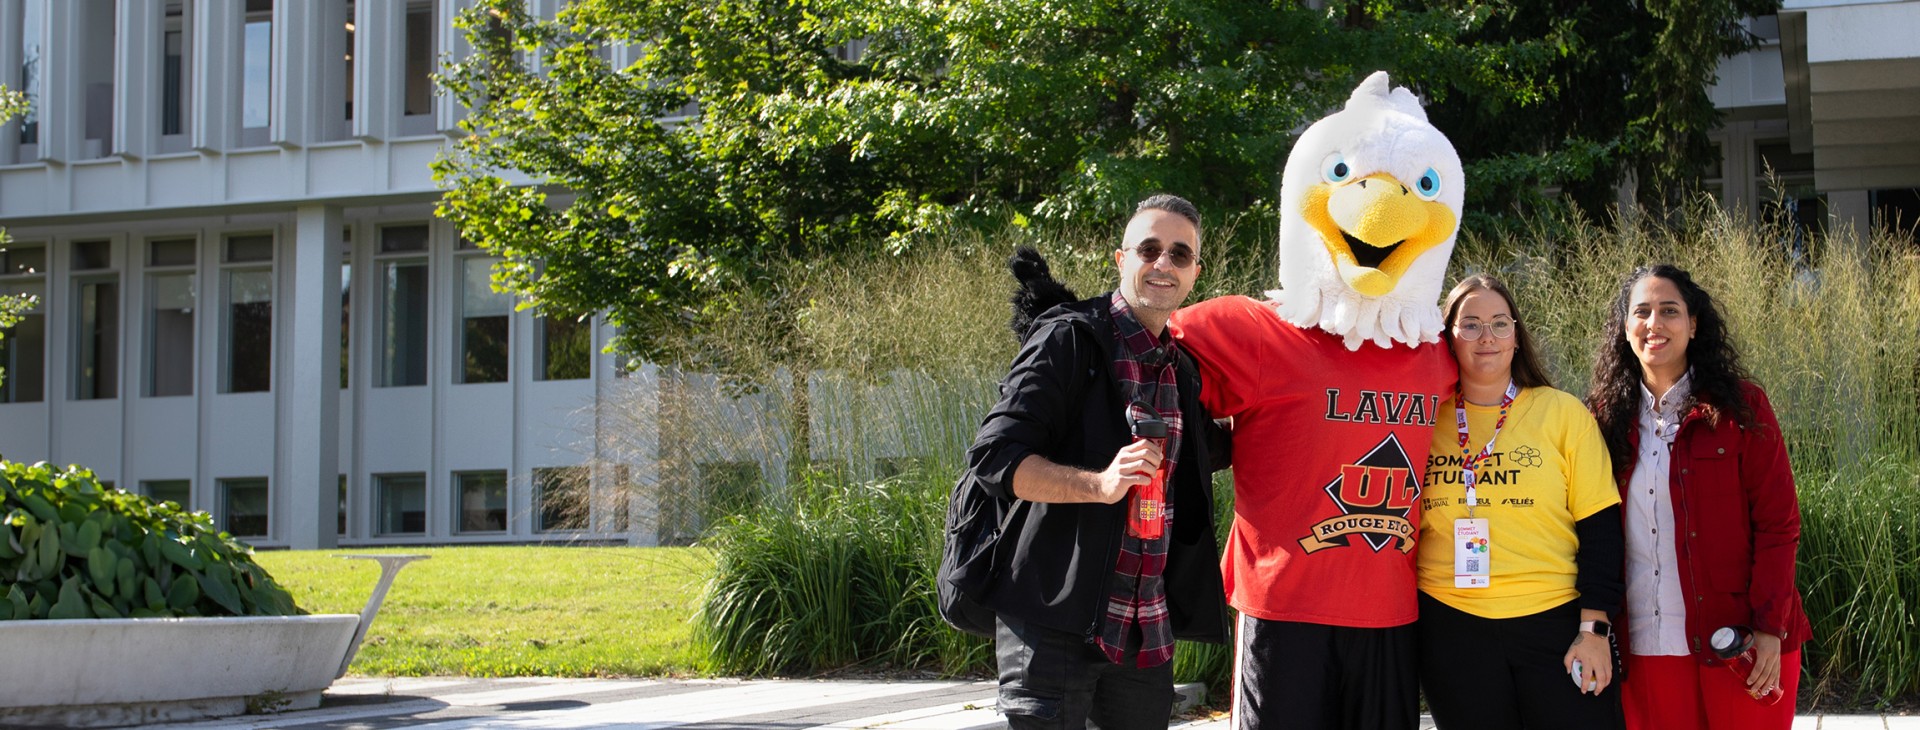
xmin=1579 ymin=620 xmax=1611 ymax=638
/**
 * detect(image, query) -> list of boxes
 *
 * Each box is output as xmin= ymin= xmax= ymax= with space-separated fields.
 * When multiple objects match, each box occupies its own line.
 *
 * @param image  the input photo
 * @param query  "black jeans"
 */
xmin=995 ymin=615 xmax=1175 ymax=730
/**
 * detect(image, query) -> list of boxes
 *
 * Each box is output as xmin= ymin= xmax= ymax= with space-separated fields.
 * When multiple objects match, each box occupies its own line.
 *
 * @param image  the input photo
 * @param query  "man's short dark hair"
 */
xmin=1135 ymin=194 xmax=1202 ymax=235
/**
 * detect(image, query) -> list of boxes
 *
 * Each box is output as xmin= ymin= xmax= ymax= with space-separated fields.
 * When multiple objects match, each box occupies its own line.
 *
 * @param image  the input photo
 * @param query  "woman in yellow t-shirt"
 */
xmin=1416 ymin=275 xmax=1625 ymax=729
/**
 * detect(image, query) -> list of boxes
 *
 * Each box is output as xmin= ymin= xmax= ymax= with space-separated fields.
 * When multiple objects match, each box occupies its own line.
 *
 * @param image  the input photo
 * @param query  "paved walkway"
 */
xmin=153 ymin=677 xmax=1915 ymax=730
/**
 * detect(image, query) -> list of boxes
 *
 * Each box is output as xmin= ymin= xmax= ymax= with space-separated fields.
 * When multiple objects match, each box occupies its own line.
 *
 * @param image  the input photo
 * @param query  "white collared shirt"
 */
xmin=1624 ymin=372 xmax=1693 ymax=656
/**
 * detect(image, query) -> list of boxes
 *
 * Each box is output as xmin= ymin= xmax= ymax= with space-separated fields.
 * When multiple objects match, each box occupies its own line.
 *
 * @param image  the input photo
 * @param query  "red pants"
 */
xmin=1620 ymin=651 xmax=1801 ymax=730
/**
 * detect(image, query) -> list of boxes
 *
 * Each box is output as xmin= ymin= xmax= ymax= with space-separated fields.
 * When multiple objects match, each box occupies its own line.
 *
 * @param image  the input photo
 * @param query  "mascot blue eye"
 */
xmin=1415 ymin=168 xmax=1442 ymax=200
xmin=1322 ymin=154 xmax=1351 ymax=183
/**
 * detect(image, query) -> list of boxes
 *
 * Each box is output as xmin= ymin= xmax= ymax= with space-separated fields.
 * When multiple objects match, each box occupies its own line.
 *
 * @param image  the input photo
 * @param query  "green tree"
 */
xmin=1414 ymin=0 xmax=1776 ymax=219
xmin=434 ymin=0 xmax=1552 ymax=368
xmin=434 ymin=0 xmax=1767 ymax=375
xmin=0 ymin=85 xmax=31 ymax=392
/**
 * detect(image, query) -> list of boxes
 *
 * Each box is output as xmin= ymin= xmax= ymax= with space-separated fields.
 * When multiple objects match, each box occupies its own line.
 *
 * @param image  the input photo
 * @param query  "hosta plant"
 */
xmin=1 ymin=460 xmax=303 ymax=620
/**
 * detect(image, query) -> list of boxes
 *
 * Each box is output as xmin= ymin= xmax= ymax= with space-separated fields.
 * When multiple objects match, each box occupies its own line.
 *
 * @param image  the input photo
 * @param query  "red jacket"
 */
xmin=1616 ymin=382 xmax=1812 ymax=663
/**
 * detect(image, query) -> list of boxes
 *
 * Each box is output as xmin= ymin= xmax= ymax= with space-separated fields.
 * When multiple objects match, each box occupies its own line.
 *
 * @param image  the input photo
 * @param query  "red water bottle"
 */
xmin=1126 ymin=418 xmax=1168 ymax=540
xmin=1710 ymin=625 xmax=1785 ymax=705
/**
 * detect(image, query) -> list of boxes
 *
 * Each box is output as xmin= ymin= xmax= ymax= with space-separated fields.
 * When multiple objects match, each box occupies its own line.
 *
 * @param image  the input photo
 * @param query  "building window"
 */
xmin=219 ymin=477 xmax=269 ymax=538
xmin=79 ymin=0 xmax=114 ymax=159
xmin=143 ymin=479 xmax=190 ymax=509
xmin=340 ymin=228 xmax=352 ymax=388
xmin=159 ymin=2 xmax=192 ymax=150
xmin=241 ymin=0 xmax=273 ymax=144
xmin=533 ymin=466 xmax=589 ymax=533
xmin=376 ymin=225 xmax=428 ymax=387
xmin=16 ymin=0 xmax=41 ymax=150
xmin=220 ymin=235 xmax=273 ymax=393
xmin=0 ymin=244 xmax=46 ymax=403
xmin=457 ymin=255 xmax=509 ymax=384
xmin=145 ymin=239 xmax=196 ymax=397
xmin=455 ymin=470 xmax=507 ymax=534
xmin=343 ymin=1 xmax=355 ymax=124
xmin=375 ymin=472 xmax=426 ymax=536
xmin=537 ymin=314 xmax=590 ymax=381
xmin=401 ymin=1 xmax=434 ymax=132
xmin=72 ymin=240 xmax=118 ymax=400
xmin=338 ymin=474 xmax=348 ymax=536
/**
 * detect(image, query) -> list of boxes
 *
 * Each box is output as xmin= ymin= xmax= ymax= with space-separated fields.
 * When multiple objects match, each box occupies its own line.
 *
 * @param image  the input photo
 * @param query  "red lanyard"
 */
xmin=1455 ymin=382 xmax=1518 ymax=518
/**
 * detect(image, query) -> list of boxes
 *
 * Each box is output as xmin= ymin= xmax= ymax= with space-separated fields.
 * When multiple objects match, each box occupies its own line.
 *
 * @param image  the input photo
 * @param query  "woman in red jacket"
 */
xmin=1586 ymin=264 xmax=1812 ymax=730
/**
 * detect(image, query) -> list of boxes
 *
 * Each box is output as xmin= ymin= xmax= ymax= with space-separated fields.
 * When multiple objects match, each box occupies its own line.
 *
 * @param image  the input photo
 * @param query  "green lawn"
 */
xmin=255 ymin=545 xmax=711 ymax=677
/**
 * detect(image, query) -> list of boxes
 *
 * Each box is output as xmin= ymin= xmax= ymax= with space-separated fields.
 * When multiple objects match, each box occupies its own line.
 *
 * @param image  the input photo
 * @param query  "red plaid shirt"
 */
xmin=1097 ymin=292 xmax=1183 ymax=667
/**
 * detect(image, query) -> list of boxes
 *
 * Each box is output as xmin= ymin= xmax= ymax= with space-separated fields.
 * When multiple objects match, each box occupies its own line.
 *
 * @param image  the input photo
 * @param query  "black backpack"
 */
xmin=936 ymin=471 xmax=1010 ymax=637
xmin=937 ymin=246 xmax=1075 ymax=638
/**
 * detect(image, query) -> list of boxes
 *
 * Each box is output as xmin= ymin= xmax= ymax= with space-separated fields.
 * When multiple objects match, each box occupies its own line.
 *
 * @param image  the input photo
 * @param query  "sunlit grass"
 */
xmin=256 ymin=545 xmax=711 ymax=677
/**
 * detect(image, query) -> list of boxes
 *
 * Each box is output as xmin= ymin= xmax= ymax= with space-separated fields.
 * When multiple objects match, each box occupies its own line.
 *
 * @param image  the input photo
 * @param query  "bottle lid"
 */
xmin=1709 ymin=626 xmax=1745 ymax=658
xmin=1132 ymin=417 xmax=1168 ymax=439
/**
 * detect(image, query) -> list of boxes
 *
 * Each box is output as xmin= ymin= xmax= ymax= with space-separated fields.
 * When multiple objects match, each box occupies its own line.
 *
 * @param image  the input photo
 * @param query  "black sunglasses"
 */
xmin=1128 ymin=244 xmax=1200 ymax=269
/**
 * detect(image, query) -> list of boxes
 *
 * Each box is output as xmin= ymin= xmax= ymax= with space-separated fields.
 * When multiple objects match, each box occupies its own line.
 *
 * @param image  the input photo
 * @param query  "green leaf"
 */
xmin=34 ymin=521 xmax=61 ymax=579
xmin=117 ymin=557 xmax=138 ymax=600
xmin=87 ymin=546 xmax=116 ymax=598
xmin=18 ymin=492 xmax=56 ymax=524
xmin=165 ymin=571 xmax=200 ymax=610
xmin=76 ymin=518 xmax=102 ymax=554
xmin=88 ymin=587 xmax=119 ymax=618
xmin=143 ymin=576 xmax=166 ymax=610
xmin=4 ymin=584 xmax=28 ymax=620
xmin=47 ymin=578 xmax=91 ymax=620
xmin=158 ymin=537 xmax=202 ymax=571
xmin=200 ymin=562 xmax=244 ymax=615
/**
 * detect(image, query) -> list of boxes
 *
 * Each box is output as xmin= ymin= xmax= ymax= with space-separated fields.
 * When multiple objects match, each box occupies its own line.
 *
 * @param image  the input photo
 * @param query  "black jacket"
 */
xmin=964 ymin=294 xmax=1230 ymax=643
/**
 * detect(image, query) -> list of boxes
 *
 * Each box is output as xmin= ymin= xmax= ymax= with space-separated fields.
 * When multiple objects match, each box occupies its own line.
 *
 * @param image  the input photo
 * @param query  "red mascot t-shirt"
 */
xmin=1171 ymin=295 xmax=1456 ymax=627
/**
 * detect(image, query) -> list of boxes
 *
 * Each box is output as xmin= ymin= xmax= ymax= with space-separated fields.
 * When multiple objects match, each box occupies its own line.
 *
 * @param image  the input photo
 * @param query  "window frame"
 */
xmin=0 ymin=241 xmax=48 ymax=404
xmin=70 ymin=238 xmax=121 ymax=399
xmin=454 ymin=470 xmax=509 ymax=535
xmin=217 ymin=476 xmax=270 ymax=538
xmin=143 ymin=237 xmax=199 ymax=398
xmin=373 ymin=223 xmax=430 ymax=388
xmin=219 ymin=233 xmax=276 ymax=394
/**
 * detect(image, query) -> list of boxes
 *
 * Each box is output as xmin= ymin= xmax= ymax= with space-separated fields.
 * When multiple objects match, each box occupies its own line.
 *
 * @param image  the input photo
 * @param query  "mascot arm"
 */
xmin=1170 ymin=297 xmax=1267 ymax=419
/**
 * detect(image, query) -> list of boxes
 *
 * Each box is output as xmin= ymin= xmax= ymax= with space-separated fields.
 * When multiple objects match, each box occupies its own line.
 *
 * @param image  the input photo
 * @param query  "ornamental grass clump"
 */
xmin=694 ymin=467 xmax=977 ymax=675
xmin=0 ymin=460 xmax=302 ymax=620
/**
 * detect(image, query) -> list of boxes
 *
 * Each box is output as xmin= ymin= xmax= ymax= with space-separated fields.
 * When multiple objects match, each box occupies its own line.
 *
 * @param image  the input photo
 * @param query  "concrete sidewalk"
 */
xmin=150 ymin=677 xmax=1915 ymax=730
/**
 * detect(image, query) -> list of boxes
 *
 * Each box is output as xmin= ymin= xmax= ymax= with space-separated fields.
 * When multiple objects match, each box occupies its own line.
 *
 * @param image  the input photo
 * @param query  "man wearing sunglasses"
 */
xmin=962 ymin=194 xmax=1230 ymax=730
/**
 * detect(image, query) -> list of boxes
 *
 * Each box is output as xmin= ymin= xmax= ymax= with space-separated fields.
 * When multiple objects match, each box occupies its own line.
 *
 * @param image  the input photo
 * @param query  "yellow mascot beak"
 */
xmin=1302 ymin=174 xmax=1457 ymax=297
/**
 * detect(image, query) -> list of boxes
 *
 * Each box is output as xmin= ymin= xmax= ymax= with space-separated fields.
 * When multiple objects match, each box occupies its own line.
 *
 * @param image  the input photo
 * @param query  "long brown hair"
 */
xmin=1585 ymin=265 xmax=1755 ymax=477
xmin=1443 ymin=274 xmax=1553 ymax=390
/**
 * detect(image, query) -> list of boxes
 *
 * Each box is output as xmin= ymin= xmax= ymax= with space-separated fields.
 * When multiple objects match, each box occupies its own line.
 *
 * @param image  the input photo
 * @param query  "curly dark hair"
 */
xmin=1442 ymin=274 xmax=1554 ymax=390
xmin=1586 ymin=264 xmax=1755 ymax=477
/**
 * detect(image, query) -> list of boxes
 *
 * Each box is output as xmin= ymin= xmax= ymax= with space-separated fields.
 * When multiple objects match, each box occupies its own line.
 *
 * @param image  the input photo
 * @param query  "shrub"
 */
xmin=1799 ymin=455 xmax=1920 ymax=701
xmin=694 ymin=467 xmax=990 ymax=675
xmin=0 ymin=461 xmax=303 ymax=620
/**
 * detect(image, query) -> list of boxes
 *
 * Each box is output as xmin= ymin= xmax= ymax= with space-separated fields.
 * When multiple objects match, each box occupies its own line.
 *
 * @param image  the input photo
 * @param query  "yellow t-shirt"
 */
xmin=1418 ymin=386 xmax=1619 ymax=618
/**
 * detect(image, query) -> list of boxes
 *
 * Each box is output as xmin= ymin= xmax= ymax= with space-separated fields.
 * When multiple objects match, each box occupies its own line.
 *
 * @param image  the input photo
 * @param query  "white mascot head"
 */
xmin=1267 ymin=71 xmax=1464 ymax=350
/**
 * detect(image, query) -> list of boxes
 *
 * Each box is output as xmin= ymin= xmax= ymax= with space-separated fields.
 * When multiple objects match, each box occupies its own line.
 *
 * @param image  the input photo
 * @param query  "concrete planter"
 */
xmin=0 ymin=614 xmax=359 ymax=727
xmin=0 ymin=554 xmax=425 ymax=728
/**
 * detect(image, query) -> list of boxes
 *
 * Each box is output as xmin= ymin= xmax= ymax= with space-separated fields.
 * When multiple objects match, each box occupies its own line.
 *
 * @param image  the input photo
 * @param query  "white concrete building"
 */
xmin=1709 ymin=2 xmax=1920 ymax=240
xmin=0 ymin=0 xmax=644 ymax=550
xmin=0 ymin=1 xmax=1914 ymax=550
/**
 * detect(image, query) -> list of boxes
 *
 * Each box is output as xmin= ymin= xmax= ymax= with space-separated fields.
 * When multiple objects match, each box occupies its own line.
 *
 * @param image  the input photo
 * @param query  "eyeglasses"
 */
xmin=1128 ymin=244 xmax=1200 ymax=269
xmin=1453 ymin=319 xmax=1516 ymax=341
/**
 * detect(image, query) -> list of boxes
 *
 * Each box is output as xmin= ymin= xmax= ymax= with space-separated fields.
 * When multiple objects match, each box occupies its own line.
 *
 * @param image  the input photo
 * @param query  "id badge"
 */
xmin=1454 ymin=518 xmax=1491 ymax=588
